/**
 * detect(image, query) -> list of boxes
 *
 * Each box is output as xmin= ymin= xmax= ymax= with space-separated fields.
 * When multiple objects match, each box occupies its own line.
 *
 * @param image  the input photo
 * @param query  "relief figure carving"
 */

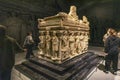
xmin=45 ymin=31 xmax=51 ymax=57
xmin=52 ymin=31 xmax=59 ymax=60
xmin=38 ymin=31 xmax=45 ymax=55
xmin=75 ymin=32 xmax=81 ymax=54
xmin=69 ymin=31 xmax=75 ymax=56
xmin=79 ymin=32 xmax=84 ymax=53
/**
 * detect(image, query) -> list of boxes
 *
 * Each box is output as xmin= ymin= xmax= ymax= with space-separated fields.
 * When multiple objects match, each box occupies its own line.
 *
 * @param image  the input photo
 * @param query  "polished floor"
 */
xmin=12 ymin=46 xmax=120 ymax=80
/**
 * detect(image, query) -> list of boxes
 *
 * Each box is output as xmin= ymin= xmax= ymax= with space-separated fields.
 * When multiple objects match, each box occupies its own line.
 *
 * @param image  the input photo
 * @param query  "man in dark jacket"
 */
xmin=104 ymin=29 xmax=120 ymax=75
xmin=0 ymin=25 xmax=24 ymax=80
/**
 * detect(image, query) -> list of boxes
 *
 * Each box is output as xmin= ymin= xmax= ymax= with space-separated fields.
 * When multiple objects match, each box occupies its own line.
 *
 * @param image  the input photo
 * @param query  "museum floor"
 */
xmin=11 ymin=46 xmax=120 ymax=80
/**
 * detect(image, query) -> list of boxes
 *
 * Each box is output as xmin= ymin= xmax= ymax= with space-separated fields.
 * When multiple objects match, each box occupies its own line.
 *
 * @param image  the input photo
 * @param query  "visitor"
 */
xmin=0 ymin=25 xmax=25 ymax=80
xmin=104 ymin=29 xmax=120 ymax=75
xmin=23 ymin=32 xmax=35 ymax=59
xmin=103 ymin=28 xmax=113 ymax=44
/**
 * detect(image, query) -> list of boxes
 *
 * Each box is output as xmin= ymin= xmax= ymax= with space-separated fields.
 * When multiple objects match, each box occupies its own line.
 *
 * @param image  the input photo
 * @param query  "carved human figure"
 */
xmin=69 ymin=31 xmax=75 ymax=55
xmin=83 ymin=32 xmax=89 ymax=52
xmin=79 ymin=32 xmax=85 ymax=53
xmin=68 ymin=5 xmax=79 ymax=21
xmin=45 ymin=31 xmax=51 ymax=57
xmin=56 ymin=12 xmax=68 ymax=17
xmin=82 ymin=16 xmax=89 ymax=26
xmin=61 ymin=31 xmax=69 ymax=48
xmin=38 ymin=31 xmax=45 ymax=55
xmin=75 ymin=32 xmax=81 ymax=54
xmin=59 ymin=31 xmax=69 ymax=59
xmin=51 ymin=31 xmax=59 ymax=60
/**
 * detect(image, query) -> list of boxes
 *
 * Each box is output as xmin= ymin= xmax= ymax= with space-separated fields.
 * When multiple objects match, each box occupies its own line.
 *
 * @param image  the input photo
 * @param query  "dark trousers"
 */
xmin=25 ymin=44 xmax=34 ymax=59
xmin=105 ymin=53 xmax=118 ymax=71
xmin=0 ymin=69 xmax=11 ymax=80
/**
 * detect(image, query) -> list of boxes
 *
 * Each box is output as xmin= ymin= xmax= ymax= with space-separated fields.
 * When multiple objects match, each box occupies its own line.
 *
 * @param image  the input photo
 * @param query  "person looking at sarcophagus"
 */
xmin=103 ymin=28 xmax=113 ymax=44
xmin=104 ymin=29 xmax=120 ymax=75
xmin=23 ymin=32 xmax=35 ymax=59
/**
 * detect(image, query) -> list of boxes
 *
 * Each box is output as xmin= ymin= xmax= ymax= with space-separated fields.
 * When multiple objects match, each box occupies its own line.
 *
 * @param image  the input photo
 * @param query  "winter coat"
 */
xmin=0 ymin=35 xmax=23 ymax=72
xmin=104 ymin=35 xmax=120 ymax=54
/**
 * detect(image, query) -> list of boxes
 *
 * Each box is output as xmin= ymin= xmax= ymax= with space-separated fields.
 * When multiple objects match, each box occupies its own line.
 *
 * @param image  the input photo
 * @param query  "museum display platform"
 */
xmin=15 ymin=52 xmax=102 ymax=80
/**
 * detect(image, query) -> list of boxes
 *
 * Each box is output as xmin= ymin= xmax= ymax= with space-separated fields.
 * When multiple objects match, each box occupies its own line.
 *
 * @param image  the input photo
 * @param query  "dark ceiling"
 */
xmin=1 ymin=0 xmax=115 ymax=15
xmin=0 ymin=0 xmax=120 ymax=46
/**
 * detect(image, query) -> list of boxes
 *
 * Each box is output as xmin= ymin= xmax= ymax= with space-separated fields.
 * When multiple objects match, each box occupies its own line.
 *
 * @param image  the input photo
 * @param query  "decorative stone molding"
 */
xmin=37 ymin=6 xmax=90 ymax=63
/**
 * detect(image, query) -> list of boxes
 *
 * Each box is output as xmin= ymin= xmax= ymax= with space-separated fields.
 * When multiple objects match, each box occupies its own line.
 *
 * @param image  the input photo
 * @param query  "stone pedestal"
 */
xmin=14 ymin=52 xmax=102 ymax=80
xmin=12 ymin=68 xmax=31 ymax=80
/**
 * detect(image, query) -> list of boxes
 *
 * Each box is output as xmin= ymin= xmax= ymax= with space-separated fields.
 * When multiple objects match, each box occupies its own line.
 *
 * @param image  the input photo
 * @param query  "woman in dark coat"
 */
xmin=104 ymin=29 xmax=120 ymax=74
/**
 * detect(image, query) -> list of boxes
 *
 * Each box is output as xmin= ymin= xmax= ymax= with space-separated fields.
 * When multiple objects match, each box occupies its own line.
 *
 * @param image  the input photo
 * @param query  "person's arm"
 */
xmin=23 ymin=38 xmax=26 ymax=47
xmin=103 ymin=34 xmax=108 ymax=42
xmin=104 ymin=37 xmax=110 ymax=53
xmin=14 ymin=39 xmax=24 ymax=52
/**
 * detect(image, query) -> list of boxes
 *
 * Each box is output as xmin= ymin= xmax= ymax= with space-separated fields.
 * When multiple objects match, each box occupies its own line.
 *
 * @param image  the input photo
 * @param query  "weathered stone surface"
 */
xmin=37 ymin=6 xmax=90 ymax=63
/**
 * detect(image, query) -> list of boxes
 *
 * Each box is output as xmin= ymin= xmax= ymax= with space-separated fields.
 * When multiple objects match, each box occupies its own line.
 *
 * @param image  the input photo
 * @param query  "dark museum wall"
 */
xmin=0 ymin=0 xmax=120 ymax=46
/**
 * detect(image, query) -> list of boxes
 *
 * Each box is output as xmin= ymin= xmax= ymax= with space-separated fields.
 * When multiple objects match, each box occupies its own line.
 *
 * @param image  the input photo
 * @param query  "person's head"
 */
xmin=53 ymin=31 xmax=56 ymax=36
xmin=109 ymin=29 xmax=116 ymax=36
xmin=0 ymin=25 xmax=6 ymax=37
xmin=107 ymin=28 xmax=113 ymax=35
xmin=70 ymin=5 xmax=76 ymax=13
xmin=27 ymin=32 xmax=32 ymax=36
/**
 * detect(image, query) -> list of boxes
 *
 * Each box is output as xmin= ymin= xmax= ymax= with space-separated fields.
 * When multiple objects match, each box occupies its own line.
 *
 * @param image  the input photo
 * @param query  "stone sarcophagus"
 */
xmin=37 ymin=6 xmax=90 ymax=63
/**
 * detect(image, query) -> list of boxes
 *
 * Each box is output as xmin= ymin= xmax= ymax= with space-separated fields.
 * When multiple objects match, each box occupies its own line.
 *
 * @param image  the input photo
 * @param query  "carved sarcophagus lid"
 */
xmin=38 ymin=8 xmax=89 ymax=31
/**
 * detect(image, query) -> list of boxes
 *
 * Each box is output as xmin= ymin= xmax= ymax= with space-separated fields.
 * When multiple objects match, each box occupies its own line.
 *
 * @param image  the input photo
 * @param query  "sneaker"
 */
xmin=113 ymin=71 xmax=117 ymax=75
xmin=104 ymin=70 xmax=109 ymax=74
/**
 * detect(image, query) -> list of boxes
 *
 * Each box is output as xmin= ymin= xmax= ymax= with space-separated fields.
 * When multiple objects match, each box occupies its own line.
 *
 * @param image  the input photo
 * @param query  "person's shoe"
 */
xmin=104 ymin=70 xmax=109 ymax=74
xmin=113 ymin=71 xmax=117 ymax=75
xmin=111 ymin=69 xmax=117 ymax=75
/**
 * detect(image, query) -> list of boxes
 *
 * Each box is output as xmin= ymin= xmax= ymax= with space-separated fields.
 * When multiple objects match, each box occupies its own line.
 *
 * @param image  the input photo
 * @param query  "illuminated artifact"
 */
xmin=37 ymin=5 xmax=90 ymax=63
